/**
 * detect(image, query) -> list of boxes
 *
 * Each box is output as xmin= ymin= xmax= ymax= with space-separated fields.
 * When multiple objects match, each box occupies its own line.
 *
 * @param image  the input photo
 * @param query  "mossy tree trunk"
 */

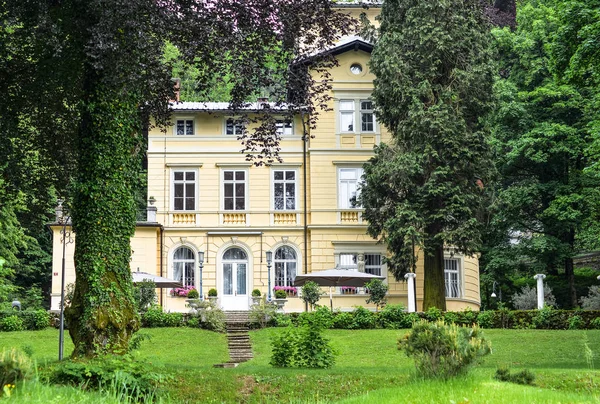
xmin=65 ymin=70 xmax=141 ymax=357
xmin=423 ymin=244 xmax=446 ymax=311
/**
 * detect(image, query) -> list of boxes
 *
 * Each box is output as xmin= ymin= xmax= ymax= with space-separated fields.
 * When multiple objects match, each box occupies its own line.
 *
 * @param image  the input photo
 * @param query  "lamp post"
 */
xmin=198 ymin=251 xmax=204 ymax=299
xmin=491 ymin=281 xmax=502 ymax=302
xmin=266 ymin=250 xmax=273 ymax=302
xmin=57 ymin=199 xmax=73 ymax=361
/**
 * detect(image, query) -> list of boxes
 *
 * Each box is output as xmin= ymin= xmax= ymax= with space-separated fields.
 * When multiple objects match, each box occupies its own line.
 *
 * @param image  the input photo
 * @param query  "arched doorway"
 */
xmin=221 ymin=247 xmax=249 ymax=310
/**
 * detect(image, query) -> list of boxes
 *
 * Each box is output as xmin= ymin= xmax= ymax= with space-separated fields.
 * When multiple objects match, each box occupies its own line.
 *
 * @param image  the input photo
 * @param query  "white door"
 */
xmin=221 ymin=248 xmax=249 ymax=310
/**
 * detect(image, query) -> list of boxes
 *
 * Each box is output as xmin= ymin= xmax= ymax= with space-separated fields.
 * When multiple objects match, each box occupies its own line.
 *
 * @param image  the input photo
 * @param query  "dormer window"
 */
xmin=225 ymin=118 xmax=245 ymax=136
xmin=176 ymin=119 xmax=194 ymax=136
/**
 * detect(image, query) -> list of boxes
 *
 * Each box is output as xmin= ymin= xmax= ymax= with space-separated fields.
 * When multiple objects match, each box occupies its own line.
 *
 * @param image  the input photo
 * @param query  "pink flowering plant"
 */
xmin=170 ymin=285 xmax=197 ymax=297
xmin=340 ymin=286 xmax=357 ymax=294
xmin=273 ymin=286 xmax=298 ymax=295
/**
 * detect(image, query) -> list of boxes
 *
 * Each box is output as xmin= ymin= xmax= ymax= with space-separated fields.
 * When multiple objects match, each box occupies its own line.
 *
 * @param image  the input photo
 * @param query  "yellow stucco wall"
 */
xmin=50 ymin=18 xmax=481 ymax=313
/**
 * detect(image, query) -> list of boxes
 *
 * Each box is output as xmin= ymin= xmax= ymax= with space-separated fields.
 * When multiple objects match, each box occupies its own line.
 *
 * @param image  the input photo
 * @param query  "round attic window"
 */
xmin=350 ymin=63 xmax=363 ymax=75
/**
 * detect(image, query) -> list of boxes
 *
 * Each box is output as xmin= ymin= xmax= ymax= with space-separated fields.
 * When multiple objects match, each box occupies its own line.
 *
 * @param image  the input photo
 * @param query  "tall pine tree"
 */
xmin=361 ymin=0 xmax=495 ymax=310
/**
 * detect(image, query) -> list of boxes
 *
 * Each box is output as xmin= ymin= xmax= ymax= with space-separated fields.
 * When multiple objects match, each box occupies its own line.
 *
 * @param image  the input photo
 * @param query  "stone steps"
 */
xmin=214 ymin=311 xmax=253 ymax=367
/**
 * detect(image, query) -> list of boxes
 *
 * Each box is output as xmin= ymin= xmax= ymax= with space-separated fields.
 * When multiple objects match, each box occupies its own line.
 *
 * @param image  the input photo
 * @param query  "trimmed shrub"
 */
xmin=270 ymin=322 xmax=336 ymax=369
xmin=476 ymin=310 xmax=494 ymax=328
xmin=365 ymin=279 xmax=388 ymax=311
xmin=398 ymin=320 xmax=491 ymax=378
xmin=591 ymin=317 xmax=600 ymax=329
xmin=274 ymin=289 xmax=287 ymax=299
xmin=568 ymin=314 xmax=584 ymax=330
xmin=456 ymin=307 xmax=477 ymax=326
xmin=424 ymin=306 xmax=443 ymax=322
xmin=444 ymin=311 xmax=459 ymax=324
xmin=141 ymin=306 xmax=183 ymax=328
xmin=300 ymin=281 xmax=322 ymax=309
xmin=29 ymin=310 xmax=50 ymax=330
xmin=186 ymin=288 xmax=199 ymax=299
xmin=379 ymin=304 xmax=408 ymax=329
xmin=208 ymin=288 xmax=217 ymax=297
xmin=297 ymin=306 xmax=334 ymax=330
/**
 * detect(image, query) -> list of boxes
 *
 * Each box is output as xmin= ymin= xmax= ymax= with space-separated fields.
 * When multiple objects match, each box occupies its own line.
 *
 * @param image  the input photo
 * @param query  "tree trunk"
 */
xmin=564 ymin=256 xmax=577 ymax=308
xmin=65 ymin=70 xmax=141 ymax=357
xmin=423 ymin=244 xmax=446 ymax=311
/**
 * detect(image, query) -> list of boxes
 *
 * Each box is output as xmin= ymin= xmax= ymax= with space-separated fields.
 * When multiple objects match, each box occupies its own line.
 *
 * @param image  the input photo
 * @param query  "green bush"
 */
xmin=270 ymin=322 xmax=336 ymax=369
xmin=199 ymin=305 xmax=226 ymax=333
xmin=532 ymin=306 xmax=557 ymax=329
xmin=424 ymin=306 xmax=443 ymax=322
xmin=30 ymin=310 xmax=50 ymax=330
xmin=0 ymin=315 xmax=25 ymax=332
xmin=297 ymin=306 xmax=334 ymax=329
xmin=568 ymin=314 xmax=584 ymax=330
xmin=379 ymin=304 xmax=408 ymax=328
xmin=591 ymin=317 xmax=600 ymax=329
xmin=351 ymin=306 xmax=377 ymax=329
xmin=398 ymin=320 xmax=491 ymax=379
xmin=274 ymin=289 xmax=287 ymax=299
xmin=0 ymin=348 xmax=32 ymax=389
xmin=141 ymin=306 xmax=182 ymax=328
xmin=273 ymin=313 xmax=293 ymax=327
xmin=494 ymin=367 xmax=535 ymax=385
xmin=208 ymin=288 xmax=218 ymax=297
xmin=443 ymin=311 xmax=459 ymax=324
xmin=476 ymin=310 xmax=494 ymax=328
xmin=252 ymin=289 xmax=262 ymax=297
xmin=49 ymin=355 xmax=167 ymax=401
xmin=332 ymin=311 xmax=353 ymax=329
xmin=456 ymin=307 xmax=477 ymax=326
xmin=249 ymin=302 xmax=277 ymax=328
xmin=187 ymin=317 xmax=200 ymax=328
xmin=133 ymin=280 xmax=157 ymax=313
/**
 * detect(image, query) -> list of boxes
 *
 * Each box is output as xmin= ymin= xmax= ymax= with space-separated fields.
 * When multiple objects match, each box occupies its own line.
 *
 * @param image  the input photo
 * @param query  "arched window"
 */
xmin=274 ymin=246 xmax=297 ymax=287
xmin=223 ymin=247 xmax=247 ymax=261
xmin=173 ymin=246 xmax=195 ymax=287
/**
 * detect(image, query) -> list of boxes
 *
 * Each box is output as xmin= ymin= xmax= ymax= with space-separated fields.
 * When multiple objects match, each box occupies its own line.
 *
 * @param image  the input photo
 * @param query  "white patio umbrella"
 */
xmin=294 ymin=269 xmax=385 ymax=310
xmin=132 ymin=271 xmax=182 ymax=288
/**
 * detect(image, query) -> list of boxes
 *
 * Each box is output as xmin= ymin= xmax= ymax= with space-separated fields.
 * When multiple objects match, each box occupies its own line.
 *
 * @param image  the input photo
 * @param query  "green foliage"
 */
xmin=351 ymin=307 xmax=377 ymax=330
xmin=270 ymin=322 xmax=337 ymax=369
xmin=591 ymin=317 xmax=600 ymax=329
xmin=251 ymin=289 xmax=262 ymax=297
xmin=185 ymin=289 xmax=199 ymax=299
xmin=332 ymin=312 xmax=353 ymax=329
xmin=49 ymin=355 xmax=167 ymax=401
xmin=0 ymin=315 xmax=25 ymax=332
xmin=477 ymin=311 xmax=495 ymax=328
xmin=0 ymin=348 xmax=32 ymax=389
xmin=127 ymin=333 xmax=152 ymax=352
xmin=274 ymin=290 xmax=287 ymax=299
xmin=364 ymin=0 xmax=495 ymax=311
xmin=29 ymin=309 xmax=50 ymax=330
xmin=141 ymin=306 xmax=183 ymax=328
xmin=494 ymin=367 xmax=536 ymax=385
xmin=378 ymin=304 xmax=414 ymax=329
xmin=365 ymin=279 xmax=388 ymax=311
xmin=208 ymin=288 xmax=218 ymax=297
xmin=199 ymin=307 xmax=226 ymax=333
xmin=567 ymin=314 xmax=584 ymax=330
xmin=300 ymin=281 xmax=322 ymax=309
xmin=532 ymin=306 xmax=558 ymax=329
xmin=133 ymin=280 xmax=157 ymax=313
xmin=424 ymin=307 xmax=443 ymax=322
xmin=297 ymin=306 xmax=334 ymax=330
xmin=398 ymin=320 xmax=491 ymax=379
xmin=249 ymin=302 xmax=277 ymax=329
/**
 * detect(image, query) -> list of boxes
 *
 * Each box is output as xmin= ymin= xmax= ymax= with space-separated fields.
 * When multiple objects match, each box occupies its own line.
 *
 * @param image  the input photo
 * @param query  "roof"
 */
xmin=170 ymin=101 xmax=290 ymax=112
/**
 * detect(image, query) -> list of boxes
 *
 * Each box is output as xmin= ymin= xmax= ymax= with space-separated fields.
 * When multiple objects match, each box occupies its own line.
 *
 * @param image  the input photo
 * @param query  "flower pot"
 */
xmin=251 ymin=296 xmax=262 ymax=306
xmin=273 ymin=298 xmax=287 ymax=313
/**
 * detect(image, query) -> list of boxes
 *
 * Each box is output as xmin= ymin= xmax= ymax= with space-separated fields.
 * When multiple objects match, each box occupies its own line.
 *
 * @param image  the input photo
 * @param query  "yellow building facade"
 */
xmin=50 ymin=29 xmax=480 ymax=314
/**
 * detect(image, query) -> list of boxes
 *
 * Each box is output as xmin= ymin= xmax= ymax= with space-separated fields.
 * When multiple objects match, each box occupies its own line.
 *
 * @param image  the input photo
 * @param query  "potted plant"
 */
xmin=207 ymin=288 xmax=218 ymax=304
xmin=273 ymin=289 xmax=287 ymax=312
xmin=185 ymin=288 xmax=201 ymax=312
xmin=251 ymin=289 xmax=262 ymax=305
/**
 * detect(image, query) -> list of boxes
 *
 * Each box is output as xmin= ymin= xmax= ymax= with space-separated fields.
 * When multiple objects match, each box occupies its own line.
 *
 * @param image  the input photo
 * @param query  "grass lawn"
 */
xmin=0 ymin=328 xmax=599 ymax=403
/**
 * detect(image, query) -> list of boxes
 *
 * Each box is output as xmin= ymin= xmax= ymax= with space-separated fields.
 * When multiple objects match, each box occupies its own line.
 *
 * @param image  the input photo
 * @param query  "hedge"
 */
xmin=0 ymin=310 xmax=51 ymax=331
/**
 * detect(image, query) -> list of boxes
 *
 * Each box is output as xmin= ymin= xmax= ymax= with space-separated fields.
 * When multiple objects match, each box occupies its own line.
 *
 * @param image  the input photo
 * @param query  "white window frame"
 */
xmin=175 ymin=119 xmax=195 ymax=136
xmin=339 ymin=99 xmax=355 ymax=133
xmin=272 ymin=169 xmax=297 ymax=211
xmin=360 ymin=100 xmax=375 ymax=132
xmin=275 ymin=119 xmax=294 ymax=136
xmin=172 ymin=246 xmax=196 ymax=288
xmin=222 ymin=169 xmax=248 ymax=211
xmin=171 ymin=169 xmax=198 ymax=211
xmin=444 ymin=257 xmax=462 ymax=298
xmin=224 ymin=117 xmax=246 ymax=136
xmin=274 ymin=246 xmax=298 ymax=288
xmin=338 ymin=167 xmax=364 ymax=209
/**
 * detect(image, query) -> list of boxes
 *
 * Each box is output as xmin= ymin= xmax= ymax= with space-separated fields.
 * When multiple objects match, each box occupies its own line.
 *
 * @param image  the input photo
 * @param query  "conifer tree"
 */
xmin=361 ymin=0 xmax=495 ymax=310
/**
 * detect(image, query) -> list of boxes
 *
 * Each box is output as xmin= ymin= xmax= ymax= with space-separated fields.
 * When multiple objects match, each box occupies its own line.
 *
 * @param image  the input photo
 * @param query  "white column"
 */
xmin=404 ymin=273 xmax=417 ymax=313
xmin=534 ymin=274 xmax=546 ymax=309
